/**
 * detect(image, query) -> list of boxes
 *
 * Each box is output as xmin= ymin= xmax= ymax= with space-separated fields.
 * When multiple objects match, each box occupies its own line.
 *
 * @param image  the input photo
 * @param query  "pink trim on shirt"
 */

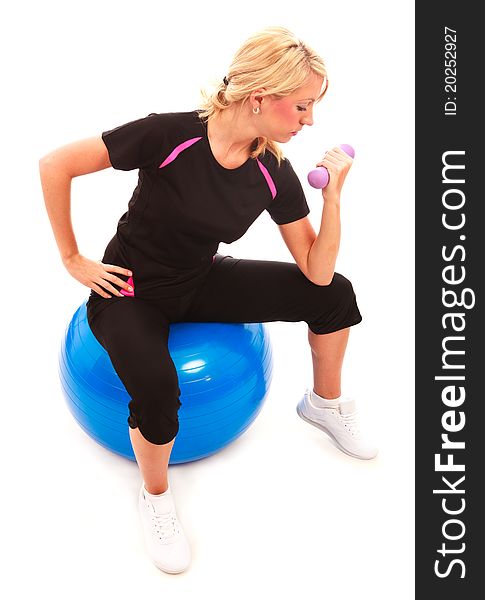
xmin=256 ymin=159 xmax=277 ymax=199
xmin=159 ymin=137 xmax=202 ymax=169
xmin=120 ymin=276 xmax=135 ymax=297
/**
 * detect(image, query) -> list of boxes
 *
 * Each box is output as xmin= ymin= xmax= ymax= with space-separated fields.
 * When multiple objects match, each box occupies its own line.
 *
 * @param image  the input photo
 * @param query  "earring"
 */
xmin=253 ymin=106 xmax=260 ymax=115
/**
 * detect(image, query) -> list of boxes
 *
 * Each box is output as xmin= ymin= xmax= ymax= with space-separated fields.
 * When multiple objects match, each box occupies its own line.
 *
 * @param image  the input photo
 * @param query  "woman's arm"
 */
xmin=39 ymin=136 xmax=133 ymax=298
xmin=39 ymin=136 xmax=111 ymax=260
xmin=278 ymin=146 xmax=352 ymax=285
xmin=306 ymin=200 xmax=341 ymax=285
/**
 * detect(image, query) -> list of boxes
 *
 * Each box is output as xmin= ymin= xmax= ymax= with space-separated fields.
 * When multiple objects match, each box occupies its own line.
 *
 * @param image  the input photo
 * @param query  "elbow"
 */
xmin=38 ymin=154 xmax=54 ymax=174
xmin=39 ymin=151 xmax=58 ymax=166
xmin=304 ymin=254 xmax=336 ymax=287
xmin=38 ymin=154 xmax=69 ymax=180
xmin=38 ymin=157 xmax=49 ymax=182
xmin=308 ymin=272 xmax=334 ymax=286
xmin=39 ymin=148 xmax=65 ymax=170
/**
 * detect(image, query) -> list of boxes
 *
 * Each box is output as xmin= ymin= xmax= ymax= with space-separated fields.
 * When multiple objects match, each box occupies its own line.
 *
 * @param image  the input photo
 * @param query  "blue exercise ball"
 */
xmin=58 ymin=302 xmax=273 ymax=464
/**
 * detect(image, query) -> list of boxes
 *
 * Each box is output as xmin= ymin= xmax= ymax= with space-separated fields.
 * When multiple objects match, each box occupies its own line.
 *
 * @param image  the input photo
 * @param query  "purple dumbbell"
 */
xmin=307 ymin=144 xmax=355 ymax=189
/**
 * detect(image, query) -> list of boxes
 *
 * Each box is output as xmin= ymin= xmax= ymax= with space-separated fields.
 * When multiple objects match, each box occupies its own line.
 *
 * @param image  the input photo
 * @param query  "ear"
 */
xmin=250 ymin=88 xmax=267 ymax=110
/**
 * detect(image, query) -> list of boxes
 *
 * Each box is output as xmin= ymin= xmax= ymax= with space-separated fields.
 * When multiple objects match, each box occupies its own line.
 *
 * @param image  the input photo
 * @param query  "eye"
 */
xmin=296 ymin=105 xmax=307 ymax=112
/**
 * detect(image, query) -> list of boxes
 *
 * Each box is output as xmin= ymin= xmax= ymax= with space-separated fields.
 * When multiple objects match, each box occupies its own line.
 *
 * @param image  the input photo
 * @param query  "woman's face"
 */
xmin=256 ymin=73 xmax=325 ymax=143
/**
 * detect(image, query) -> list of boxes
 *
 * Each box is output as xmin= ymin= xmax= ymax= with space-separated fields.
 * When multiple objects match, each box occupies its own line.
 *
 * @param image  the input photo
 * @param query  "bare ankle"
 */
xmin=144 ymin=483 xmax=169 ymax=495
xmin=313 ymin=388 xmax=341 ymax=400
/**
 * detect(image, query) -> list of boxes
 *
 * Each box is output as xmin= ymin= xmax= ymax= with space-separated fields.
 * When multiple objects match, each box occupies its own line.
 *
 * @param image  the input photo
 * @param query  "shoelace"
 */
xmin=339 ymin=409 xmax=361 ymax=437
xmin=150 ymin=506 xmax=181 ymax=542
xmin=305 ymin=390 xmax=362 ymax=438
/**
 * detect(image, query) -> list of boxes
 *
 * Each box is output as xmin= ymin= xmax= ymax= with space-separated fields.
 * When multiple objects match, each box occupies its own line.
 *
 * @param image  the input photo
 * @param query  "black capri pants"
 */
xmin=86 ymin=254 xmax=362 ymax=445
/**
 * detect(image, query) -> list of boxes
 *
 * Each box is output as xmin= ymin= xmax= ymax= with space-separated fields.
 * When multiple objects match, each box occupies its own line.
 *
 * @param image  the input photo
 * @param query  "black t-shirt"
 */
xmin=98 ymin=110 xmax=310 ymax=298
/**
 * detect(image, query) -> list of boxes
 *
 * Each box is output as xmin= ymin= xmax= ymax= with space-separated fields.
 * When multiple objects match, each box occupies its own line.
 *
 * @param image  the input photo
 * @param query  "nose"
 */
xmin=300 ymin=107 xmax=314 ymax=127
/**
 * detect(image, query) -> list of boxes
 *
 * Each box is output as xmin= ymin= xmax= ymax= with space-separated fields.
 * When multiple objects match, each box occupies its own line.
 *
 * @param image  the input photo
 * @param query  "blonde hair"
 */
xmin=199 ymin=26 xmax=329 ymax=165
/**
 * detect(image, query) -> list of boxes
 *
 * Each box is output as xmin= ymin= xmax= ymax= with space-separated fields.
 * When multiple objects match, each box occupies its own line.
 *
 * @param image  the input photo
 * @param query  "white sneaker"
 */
xmin=296 ymin=389 xmax=378 ymax=460
xmin=138 ymin=484 xmax=191 ymax=574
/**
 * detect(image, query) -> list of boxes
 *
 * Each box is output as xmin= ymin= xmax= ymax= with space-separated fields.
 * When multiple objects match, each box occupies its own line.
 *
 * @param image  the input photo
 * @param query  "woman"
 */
xmin=39 ymin=26 xmax=377 ymax=574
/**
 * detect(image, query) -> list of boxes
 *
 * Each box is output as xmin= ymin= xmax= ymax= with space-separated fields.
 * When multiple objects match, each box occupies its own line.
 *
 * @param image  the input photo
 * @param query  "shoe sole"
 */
xmin=153 ymin=560 xmax=189 ymax=575
xmin=296 ymin=402 xmax=375 ymax=461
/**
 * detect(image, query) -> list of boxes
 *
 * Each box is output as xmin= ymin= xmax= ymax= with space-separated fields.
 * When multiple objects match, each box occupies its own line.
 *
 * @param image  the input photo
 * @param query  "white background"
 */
xmin=2 ymin=1 xmax=414 ymax=597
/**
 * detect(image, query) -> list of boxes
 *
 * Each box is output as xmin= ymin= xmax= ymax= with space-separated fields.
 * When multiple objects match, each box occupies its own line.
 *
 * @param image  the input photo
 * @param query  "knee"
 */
xmin=318 ymin=272 xmax=356 ymax=302
xmin=129 ymin=411 xmax=180 ymax=446
xmin=128 ymin=372 xmax=181 ymax=445
xmin=307 ymin=272 xmax=362 ymax=334
xmin=107 ymin=350 xmax=181 ymax=445
xmin=317 ymin=272 xmax=358 ymax=318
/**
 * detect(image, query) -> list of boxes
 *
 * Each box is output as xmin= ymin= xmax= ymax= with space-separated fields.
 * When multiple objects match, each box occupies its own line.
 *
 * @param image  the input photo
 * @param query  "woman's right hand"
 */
xmin=62 ymin=253 xmax=133 ymax=298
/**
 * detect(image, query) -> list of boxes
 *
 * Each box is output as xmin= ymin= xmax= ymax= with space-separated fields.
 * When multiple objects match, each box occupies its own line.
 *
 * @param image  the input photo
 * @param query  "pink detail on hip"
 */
xmin=159 ymin=137 xmax=203 ymax=169
xmin=256 ymin=159 xmax=277 ymax=199
xmin=120 ymin=276 xmax=135 ymax=297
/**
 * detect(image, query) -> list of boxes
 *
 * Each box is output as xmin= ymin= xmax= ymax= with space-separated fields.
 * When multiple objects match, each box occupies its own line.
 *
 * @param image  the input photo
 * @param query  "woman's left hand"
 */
xmin=315 ymin=146 xmax=354 ymax=203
